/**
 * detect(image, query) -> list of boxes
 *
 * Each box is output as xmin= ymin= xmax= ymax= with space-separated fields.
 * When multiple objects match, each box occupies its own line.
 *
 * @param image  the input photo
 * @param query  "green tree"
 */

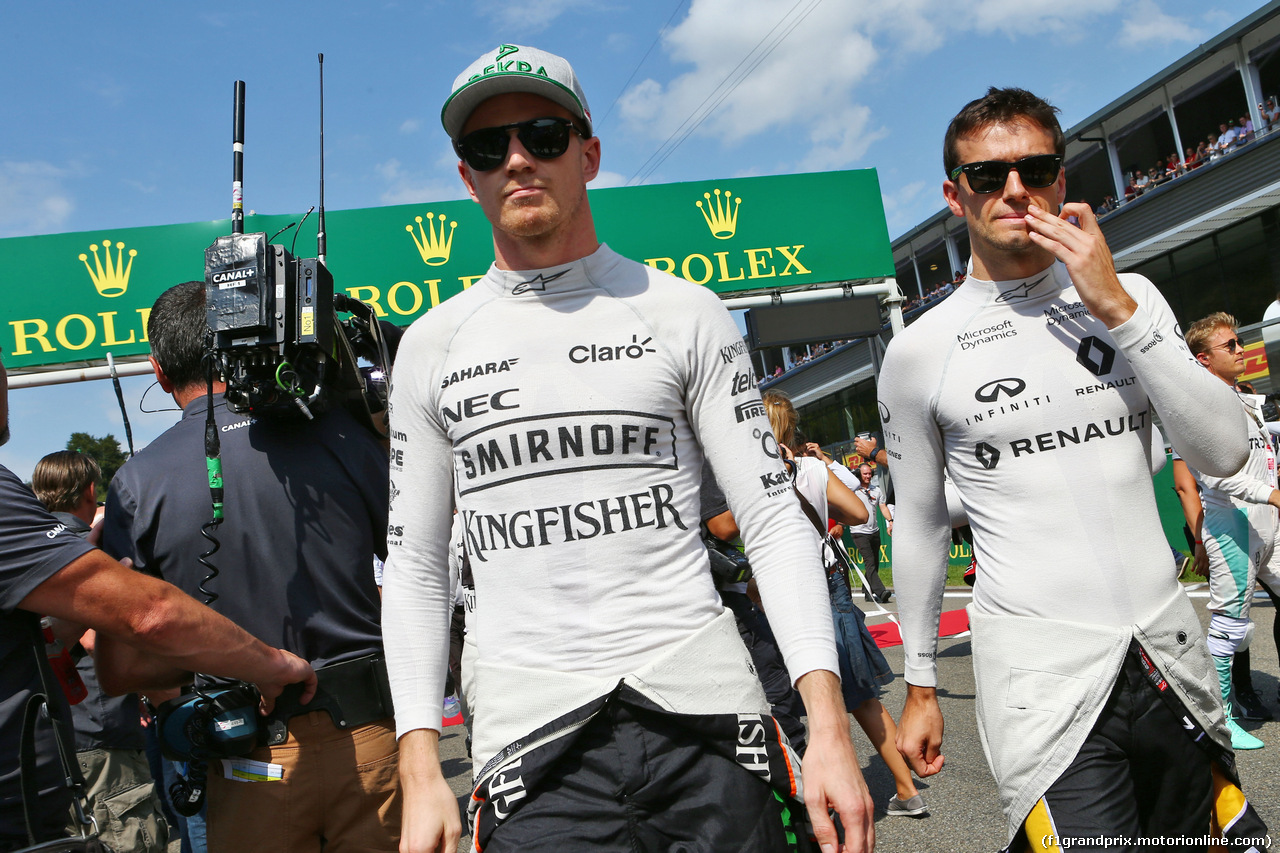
xmin=66 ymin=433 xmax=128 ymax=500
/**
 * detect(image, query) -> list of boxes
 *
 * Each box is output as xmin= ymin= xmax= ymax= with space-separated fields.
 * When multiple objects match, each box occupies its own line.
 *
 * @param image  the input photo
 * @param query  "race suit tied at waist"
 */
xmin=265 ymin=653 xmax=393 ymax=745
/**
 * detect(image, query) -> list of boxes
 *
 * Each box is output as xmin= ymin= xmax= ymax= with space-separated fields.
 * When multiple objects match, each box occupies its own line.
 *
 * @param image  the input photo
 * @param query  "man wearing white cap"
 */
xmin=383 ymin=44 xmax=873 ymax=853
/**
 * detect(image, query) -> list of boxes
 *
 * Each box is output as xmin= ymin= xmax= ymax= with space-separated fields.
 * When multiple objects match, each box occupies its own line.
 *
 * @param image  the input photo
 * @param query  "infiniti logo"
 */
xmin=878 ymin=402 xmax=890 ymax=424
xmin=974 ymin=377 xmax=1026 ymax=403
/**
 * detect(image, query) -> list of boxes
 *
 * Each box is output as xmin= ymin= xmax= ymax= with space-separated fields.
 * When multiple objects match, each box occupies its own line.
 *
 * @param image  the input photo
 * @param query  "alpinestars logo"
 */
xmin=975 ymin=442 xmax=1001 ymax=470
xmin=1076 ymin=336 xmax=1116 ymax=377
xmin=995 ymin=273 xmax=1048 ymax=303
xmin=974 ymin=378 xmax=1026 ymax=403
xmin=512 ymin=269 xmax=570 ymax=295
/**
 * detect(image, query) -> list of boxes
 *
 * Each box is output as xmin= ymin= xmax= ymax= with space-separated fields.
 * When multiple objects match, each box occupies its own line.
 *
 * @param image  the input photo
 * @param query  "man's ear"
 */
xmin=1194 ymin=351 xmax=1211 ymax=368
xmin=580 ymin=136 xmax=601 ymax=184
xmin=943 ymin=180 xmax=965 ymax=218
xmin=149 ymin=355 xmax=175 ymax=394
xmin=458 ymin=160 xmax=481 ymax=204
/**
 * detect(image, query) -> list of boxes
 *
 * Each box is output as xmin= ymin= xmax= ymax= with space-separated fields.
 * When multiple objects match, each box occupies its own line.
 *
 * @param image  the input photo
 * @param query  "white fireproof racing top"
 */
xmin=382 ymin=245 xmax=837 ymax=767
xmin=877 ymin=261 xmax=1248 ymax=834
xmin=878 ymin=261 xmax=1246 ymax=687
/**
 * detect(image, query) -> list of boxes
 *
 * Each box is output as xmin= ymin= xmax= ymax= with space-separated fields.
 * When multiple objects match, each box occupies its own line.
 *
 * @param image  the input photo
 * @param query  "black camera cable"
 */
xmin=168 ymin=352 xmax=229 ymax=817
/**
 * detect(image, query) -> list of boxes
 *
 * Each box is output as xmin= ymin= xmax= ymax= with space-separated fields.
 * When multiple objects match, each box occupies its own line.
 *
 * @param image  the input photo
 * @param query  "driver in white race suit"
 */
xmin=880 ymin=86 xmax=1263 ymax=850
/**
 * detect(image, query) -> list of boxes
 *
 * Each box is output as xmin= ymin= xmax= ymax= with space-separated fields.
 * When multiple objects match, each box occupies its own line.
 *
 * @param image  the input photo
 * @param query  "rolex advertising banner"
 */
xmin=0 ymin=169 xmax=892 ymax=370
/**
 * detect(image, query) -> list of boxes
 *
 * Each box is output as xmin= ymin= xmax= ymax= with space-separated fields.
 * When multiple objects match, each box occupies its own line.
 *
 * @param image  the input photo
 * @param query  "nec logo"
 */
xmin=975 ymin=442 xmax=1001 ymax=470
xmin=975 ymin=378 xmax=1026 ymax=403
xmin=1076 ymin=336 xmax=1116 ymax=377
xmin=441 ymin=389 xmax=518 ymax=424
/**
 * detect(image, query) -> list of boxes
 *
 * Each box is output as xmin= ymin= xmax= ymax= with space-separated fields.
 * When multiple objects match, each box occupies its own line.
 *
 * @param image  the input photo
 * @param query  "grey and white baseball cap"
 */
xmin=441 ymin=44 xmax=592 ymax=141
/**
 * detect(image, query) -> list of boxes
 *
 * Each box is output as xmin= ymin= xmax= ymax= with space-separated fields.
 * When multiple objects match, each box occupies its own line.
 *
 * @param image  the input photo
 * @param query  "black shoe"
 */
xmin=877 ymin=591 xmax=893 ymax=604
xmin=1235 ymin=686 xmax=1273 ymax=721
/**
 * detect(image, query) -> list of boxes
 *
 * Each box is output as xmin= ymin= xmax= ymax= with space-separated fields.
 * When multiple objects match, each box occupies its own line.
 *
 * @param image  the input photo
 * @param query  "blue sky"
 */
xmin=0 ymin=0 xmax=1264 ymax=480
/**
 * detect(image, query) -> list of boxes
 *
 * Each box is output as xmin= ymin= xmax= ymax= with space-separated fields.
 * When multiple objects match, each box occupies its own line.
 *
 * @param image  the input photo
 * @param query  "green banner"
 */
xmin=0 ymin=170 xmax=892 ymax=370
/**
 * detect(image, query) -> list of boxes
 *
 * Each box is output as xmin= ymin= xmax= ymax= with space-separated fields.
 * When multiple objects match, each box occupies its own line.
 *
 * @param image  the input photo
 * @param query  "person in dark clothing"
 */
xmin=102 ymin=282 xmax=398 ymax=853
xmin=33 ymin=450 xmax=171 ymax=853
xmin=0 ymin=352 xmax=314 ymax=853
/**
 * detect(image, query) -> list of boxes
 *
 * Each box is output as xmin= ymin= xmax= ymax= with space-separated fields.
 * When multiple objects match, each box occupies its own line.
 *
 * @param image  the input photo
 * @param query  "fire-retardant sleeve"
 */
xmin=876 ymin=332 xmax=952 ymax=687
xmin=381 ymin=316 xmax=461 ymax=739
xmin=672 ymin=283 xmax=839 ymax=684
xmin=1108 ymin=275 xmax=1248 ymax=480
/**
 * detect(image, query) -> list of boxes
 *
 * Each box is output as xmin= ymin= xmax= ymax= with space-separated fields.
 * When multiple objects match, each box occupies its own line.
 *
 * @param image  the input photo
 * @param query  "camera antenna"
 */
xmin=232 ymin=81 xmax=245 ymax=235
xmin=317 ymin=53 xmax=326 ymax=265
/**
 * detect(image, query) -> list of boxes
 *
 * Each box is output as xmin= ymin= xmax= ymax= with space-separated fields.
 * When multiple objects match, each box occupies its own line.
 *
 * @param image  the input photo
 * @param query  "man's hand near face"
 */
xmin=1025 ymin=203 xmax=1137 ymax=329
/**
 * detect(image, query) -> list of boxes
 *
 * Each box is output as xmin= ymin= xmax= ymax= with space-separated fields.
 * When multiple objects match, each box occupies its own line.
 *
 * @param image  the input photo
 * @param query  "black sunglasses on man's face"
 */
xmin=454 ymin=117 xmax=585 ymax=172
xmin=948 ymin=154 xmax=1063 ymax=194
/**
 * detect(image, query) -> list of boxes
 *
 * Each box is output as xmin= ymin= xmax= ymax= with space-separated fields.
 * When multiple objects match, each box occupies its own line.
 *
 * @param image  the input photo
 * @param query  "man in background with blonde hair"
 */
xmin=1177 ymin=312 xmax=1280 ymax=748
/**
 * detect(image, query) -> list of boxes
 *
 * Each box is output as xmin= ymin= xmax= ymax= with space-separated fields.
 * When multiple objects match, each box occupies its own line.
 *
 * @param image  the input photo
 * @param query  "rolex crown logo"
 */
xmin=79 ymin=239 xmax=137 ymax=298
xmin=696 ymin=189 xmax=741 ymax=240
xmin=406 ymin=213 xmax=457 ymax=266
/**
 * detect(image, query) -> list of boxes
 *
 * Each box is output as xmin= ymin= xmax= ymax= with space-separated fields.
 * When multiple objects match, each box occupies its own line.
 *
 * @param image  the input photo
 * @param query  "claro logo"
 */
xmin=569 ymin=335 xmax=656 ymax=364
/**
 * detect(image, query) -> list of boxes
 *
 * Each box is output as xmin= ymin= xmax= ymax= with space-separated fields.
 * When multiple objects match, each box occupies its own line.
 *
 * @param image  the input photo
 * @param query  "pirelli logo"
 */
xmin=453 ymin=410 xmax=678 ymax=495
xmin=734 ymin=400 xmax=766 ymax=422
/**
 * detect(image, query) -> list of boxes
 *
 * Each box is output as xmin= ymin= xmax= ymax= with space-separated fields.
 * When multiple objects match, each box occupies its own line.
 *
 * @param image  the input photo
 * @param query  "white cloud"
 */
xmin=880 ymin=179 xmax=937 ymax=235
xmin=590 ymin=169 xmax=628 ymax=189
xmin=958 ymin=0 xmax=1122 ymax=38
xmin=374 ymin=157 xmax=467 ymax=206
xmin=0 ymin=161 xmax=75 ymax=238
xmin=476 ymin=0 xmax=612 ymax=32
xmin=1118 ymin=0 xmax=1203 ymax=47
xmin=802 ymin=105 xmax=886 ymax=172
xmin=400 ymin=119 xmax=422 ymax=134
xmin=619 ymin=0 xmax=880 ymax=171
xmin=618 ymin=0 xmax=1142 ymax=176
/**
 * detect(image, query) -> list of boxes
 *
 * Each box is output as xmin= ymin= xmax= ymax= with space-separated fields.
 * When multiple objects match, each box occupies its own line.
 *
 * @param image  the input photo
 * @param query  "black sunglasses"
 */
xmin=454 ymin=117 xmax=585 ymax=172
xmin=948 ymin=154 xmax=1063 ymax=194
xmin=1212 ymin=337 xmax=1245 ymax=353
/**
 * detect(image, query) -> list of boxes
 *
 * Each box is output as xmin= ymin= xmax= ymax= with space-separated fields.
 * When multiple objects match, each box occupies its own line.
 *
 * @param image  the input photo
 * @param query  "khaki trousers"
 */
xmin=206 ymin=713 xmax=400 ymax=853
xmin=66 ymin=747 xmax=170 ymax=853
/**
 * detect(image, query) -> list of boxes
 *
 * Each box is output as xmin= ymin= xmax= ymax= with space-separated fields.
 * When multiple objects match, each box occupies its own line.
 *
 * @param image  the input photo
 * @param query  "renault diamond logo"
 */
xmin=975 ymin=442 xmax=1000 ymax=470
xmin=975 ymin=377 xmax=1026 ymax=403
xmin=1076 ymin=336 xmax=1116 ymax=377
